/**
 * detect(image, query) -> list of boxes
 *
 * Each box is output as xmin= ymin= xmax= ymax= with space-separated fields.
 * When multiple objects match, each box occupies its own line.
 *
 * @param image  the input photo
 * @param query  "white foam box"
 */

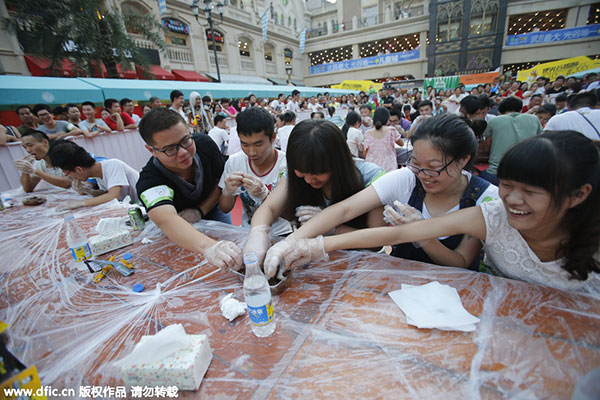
xmin=121 ymin=334 xmax=212 ymax=390
xmin=89 ymin=229 xmax=133 ymax=256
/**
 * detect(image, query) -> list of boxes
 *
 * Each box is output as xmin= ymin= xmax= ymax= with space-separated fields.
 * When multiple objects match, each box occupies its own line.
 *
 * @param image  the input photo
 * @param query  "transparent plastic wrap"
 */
xmin=0 ymin=188 xmax=599 ymax=399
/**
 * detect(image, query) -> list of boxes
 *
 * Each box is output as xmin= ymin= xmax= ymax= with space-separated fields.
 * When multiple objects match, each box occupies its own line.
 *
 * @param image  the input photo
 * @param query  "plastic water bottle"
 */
xmin=243 ymin=253 xmax=276 ymax=337
xmin=64 ymin=215 xmax=92 ymax=262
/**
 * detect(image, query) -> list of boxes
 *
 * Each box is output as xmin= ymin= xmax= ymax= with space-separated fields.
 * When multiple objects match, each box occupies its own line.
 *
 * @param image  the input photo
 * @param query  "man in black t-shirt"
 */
xmin=136 ymin=108 xmax=242 ymax=269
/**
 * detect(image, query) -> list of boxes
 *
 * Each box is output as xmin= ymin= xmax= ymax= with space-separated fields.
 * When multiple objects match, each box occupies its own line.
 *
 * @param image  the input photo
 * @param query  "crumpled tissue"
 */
xmin=114 ymin=324 xmax=212 ymax=390
xmin=388 ymin=281 xmax=480 ymax=332
xmin=220 ymin=293 xmax=247 ymax=321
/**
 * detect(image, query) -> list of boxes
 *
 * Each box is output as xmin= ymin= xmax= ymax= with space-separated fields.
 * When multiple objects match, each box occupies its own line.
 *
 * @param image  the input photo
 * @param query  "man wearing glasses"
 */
xmin=32 ymin=104 xmax=82 ymax=140
xmin=136 ymin=108 xmax=242 ymax=269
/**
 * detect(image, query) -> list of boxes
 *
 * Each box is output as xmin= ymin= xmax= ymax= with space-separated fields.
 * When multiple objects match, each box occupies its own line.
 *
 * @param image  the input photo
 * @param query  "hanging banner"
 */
xmin=162 ymin=18 xmax=189 ymax=35
xmin=300 ymin=27 xmax=307 ymax=54
xmin=310 ymin=48 xmax=419 ymax=75
xmin=517 ymin=56 xmax=600 ymax=82
xmin=459 ymin=71 xmax=499 ymax=86
xmin=506 ymin=24 xmax=600 ymax=47
xmin=424 ymin=75 xmax=460 ymax=90
xmin=158 ymin=0 xmax=167 ymax=15
xmin=331 ymin=80 xmax=382 ymax=92
xmin=261 ymin=9 xmax=269 ymax=42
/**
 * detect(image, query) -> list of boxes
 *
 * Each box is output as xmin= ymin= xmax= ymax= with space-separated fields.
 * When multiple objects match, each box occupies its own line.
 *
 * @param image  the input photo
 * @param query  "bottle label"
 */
xmin=70 ymin=243 xmax=92 ymax=262
xmin=247 ymin=300 xmax=273 ymax=326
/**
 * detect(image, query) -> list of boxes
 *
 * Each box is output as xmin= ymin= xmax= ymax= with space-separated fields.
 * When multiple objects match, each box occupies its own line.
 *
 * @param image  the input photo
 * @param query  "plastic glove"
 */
xmin=242 ymin=225 xmax=271 ymax=269
xmin=263 ymin=236 xmax=328 ymax=279
xmin=382 ymin=201 xmax=428 ymax=248
xmin=295 ymin=205 xmax=322 ymax=225
xmin=222 ymin=172 xmax=244 ymax=196
xmin=14 ymin=159 xmax=36 ymax=176
xmin=70 ymin=179 xmax=94 ymax=195
xmin=178 ymin=208 xmax=202 ymax=223
xmin=242 ymin=174 xmax=268 ymax=201
xmin=55 ymin=199 xmax=86 ymax=211
xmin=204 ymin=240 xmax=243 ymax=270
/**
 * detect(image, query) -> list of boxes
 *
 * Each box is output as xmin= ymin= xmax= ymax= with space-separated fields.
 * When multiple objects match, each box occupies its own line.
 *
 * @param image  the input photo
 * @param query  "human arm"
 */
xmin=289 ymin=185 xmax=383 ymax=240
xmin=324 ymin=206 xmax=487 ymax=252
xmin=250 ymin=177 xmax=290 ymax=228
xmin=0 ymin=126 xmax=20 ymax=145
xmin=392 ymin=127 xmax=404 ymax=146
xmin=111 ymin=113 xmax=125 ymax=131
xmin=148 ymin=203 xmax=242 ymax=269
xmin=58 ymin=186 xmax=121 ymax=210
xmin=218 ymin=171 xmax=244 ymax=213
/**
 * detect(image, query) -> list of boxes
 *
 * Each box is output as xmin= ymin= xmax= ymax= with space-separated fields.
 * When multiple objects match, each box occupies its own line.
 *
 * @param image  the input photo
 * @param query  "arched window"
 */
xmin=284 ymin=47 xmax=293 ymax=65
xmin=293 ymin=17 xmax=297 ymax=31
xmin=436 ymin=1 xmax=463 ymax=42
xmin=121 ymin=1 xmax=149 ymax=34
xmin=264 ymin=43 xmax=275 ymax=61
xmin=238 ymin=36 xmax=253 ymax=58
xmin=288 ymin=16 xmax=292 ymax=26
xmin=469 ymin=0 xmax=498 ymax=36
xmin=206 ymin=29 xmax=225 ymax=52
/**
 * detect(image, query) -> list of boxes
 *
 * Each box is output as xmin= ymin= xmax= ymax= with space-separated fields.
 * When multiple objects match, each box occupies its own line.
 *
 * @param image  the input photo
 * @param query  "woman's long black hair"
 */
xmin=497 ymin=130 xmax=600 ymax=281
xmin=341 ymin=111 xmax=361 ymax=139
xmin=286 ymin=119 xmax=367 ymax=227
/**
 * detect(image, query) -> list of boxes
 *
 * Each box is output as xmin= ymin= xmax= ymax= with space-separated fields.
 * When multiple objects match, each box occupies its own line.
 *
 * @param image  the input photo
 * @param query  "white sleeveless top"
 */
xmin=480 ymin=200 xmax=600 ymax=297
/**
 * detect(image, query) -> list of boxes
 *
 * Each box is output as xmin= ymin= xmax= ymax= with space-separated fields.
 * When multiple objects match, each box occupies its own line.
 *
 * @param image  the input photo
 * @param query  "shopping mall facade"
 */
xmin=0 ymin=0 xmax=598 ymax=85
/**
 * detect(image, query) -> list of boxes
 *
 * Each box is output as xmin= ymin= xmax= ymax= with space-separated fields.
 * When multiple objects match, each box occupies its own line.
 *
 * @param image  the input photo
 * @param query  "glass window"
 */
xmin=206 ymin=29 xmax=224 ymax=52
xmin=469 ymin=0 xmax=498 ymax=37
xmin=436 ymin=1 xmax=463 ymax=42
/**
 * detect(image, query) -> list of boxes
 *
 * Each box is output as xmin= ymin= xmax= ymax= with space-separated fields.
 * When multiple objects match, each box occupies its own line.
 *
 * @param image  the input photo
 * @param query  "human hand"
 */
xmin=295 ymin=205 xmax=322 ymax=225
xmin=204 ymin=240 xmax=243 ymax=270
xmin=222 ymin=171 xmax=244 ymax=196
xmin=242 ymin=174 xmax=268 ymax=200
xmin=14 ymin=159 xmax=36 ymax=176
xmin=70 ymin=179 xmax=91 ymax=195
xmin=264 ymin=236 xmax=328 ymax=279
xmin=242 ymin=225 xmax=271 ymax=269
xmin=383 ymin=201 xmax=424 ymax=226
xmin=56 ymin=199 xmax=86 ymax=211
xmin=382 ymin=201 xmax=428 ymax=247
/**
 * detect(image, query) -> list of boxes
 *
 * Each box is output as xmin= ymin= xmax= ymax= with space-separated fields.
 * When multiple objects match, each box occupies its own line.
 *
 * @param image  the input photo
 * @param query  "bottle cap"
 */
xmin=64 ymin=215 xmax=75 ymax=221
xmin=243 ymin=252 xmax=258 ymax=265
xmin=132 ymin=283 xmax=145 ymax=292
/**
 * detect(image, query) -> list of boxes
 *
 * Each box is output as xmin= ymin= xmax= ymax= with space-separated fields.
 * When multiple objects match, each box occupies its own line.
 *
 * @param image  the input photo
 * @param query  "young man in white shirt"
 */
xmin=307 ymin=96 xmax=323 ymax=113
xmin=286 ymin=89 xmax=301 ymax=113
xmin=545 ymin=91 xmax=600 ymax=140
xmin=79 ymin=101 xmax=111 ymax=136
xmin=13 ymin=130 xmax=72 ymax=192
xmin=169 ymin=90 xmax=186 ymax=120
xmin=269 ymin=93 xmax=285 ymax=114
xmin=218 ymin=107 xmax=291 ymax=235
xmin=48 ymin=140 xmax=139 ymax=210
xmin=208 ymin=115 xmax=229 ymax=155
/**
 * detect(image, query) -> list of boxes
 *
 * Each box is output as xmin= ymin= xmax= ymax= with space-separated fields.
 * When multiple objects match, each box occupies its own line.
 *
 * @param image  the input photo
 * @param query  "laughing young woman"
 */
xmin=266 ymin=131 xmax=600 ymax=295
xmin=262 ymin=114 xmax=498 ymax=275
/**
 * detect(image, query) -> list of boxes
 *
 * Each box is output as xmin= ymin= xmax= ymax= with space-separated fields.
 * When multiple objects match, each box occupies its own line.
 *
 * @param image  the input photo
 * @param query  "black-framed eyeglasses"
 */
xmin=405 ymin=158 xmax=455 ymax=177
xmin=151 ymin=135 xmax=194 ymax=157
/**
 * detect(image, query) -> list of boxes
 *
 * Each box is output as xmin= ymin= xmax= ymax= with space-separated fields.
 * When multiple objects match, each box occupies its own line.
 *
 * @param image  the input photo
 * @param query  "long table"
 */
xmin=1 ymin=189 xmax=599 ymax=399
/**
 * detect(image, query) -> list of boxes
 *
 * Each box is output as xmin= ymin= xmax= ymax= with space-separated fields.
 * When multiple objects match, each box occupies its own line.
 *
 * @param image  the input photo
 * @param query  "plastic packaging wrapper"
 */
xmin=115 ymin=324 xmax=212 ymax=390
xmin=1 ymin=187 xmax=599 ymax=399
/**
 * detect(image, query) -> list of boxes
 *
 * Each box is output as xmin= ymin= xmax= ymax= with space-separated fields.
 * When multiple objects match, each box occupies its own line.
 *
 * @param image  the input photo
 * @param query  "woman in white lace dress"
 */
xmin=269 ymin=131 xmax=600 ymax=296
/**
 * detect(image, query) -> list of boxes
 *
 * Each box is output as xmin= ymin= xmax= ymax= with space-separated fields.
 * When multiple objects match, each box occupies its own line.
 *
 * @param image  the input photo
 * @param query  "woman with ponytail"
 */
xmin=364 ymin=107 xmax=404 ymax=172
xmin=342 ymin=111 xmax=364 ymax=157
xmin=269 ymin=130 xmax=600 ymax=296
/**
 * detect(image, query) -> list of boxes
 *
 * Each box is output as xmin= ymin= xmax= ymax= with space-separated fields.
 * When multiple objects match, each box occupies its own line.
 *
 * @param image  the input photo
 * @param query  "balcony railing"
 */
xmin=168 ymin=47 xmax=193 ymax=63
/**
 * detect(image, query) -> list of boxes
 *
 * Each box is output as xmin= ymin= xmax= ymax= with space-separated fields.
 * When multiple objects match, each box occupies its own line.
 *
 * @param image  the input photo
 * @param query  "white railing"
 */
xmin=0 ymin=130 xmax=151 ymax=192
xmin=168 ymin=47 xmax=193 ymax=63
xmin=209 ymin=53 xmax=228 ymax=67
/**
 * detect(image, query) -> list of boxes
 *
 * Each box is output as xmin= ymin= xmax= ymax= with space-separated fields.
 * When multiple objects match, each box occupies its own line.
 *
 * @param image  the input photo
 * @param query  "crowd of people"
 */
xmin=1 ymin=71 xmax=599 ymax=297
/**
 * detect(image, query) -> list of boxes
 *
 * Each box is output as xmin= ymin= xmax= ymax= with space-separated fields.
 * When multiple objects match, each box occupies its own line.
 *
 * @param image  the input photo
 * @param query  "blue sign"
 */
xmin=506 ymin=24 xmax=600 ymax=47
xmin=162 ymin=18 xmax=190 ymax=35
xmin=309 ymin=48 xmax=420 ymax=75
